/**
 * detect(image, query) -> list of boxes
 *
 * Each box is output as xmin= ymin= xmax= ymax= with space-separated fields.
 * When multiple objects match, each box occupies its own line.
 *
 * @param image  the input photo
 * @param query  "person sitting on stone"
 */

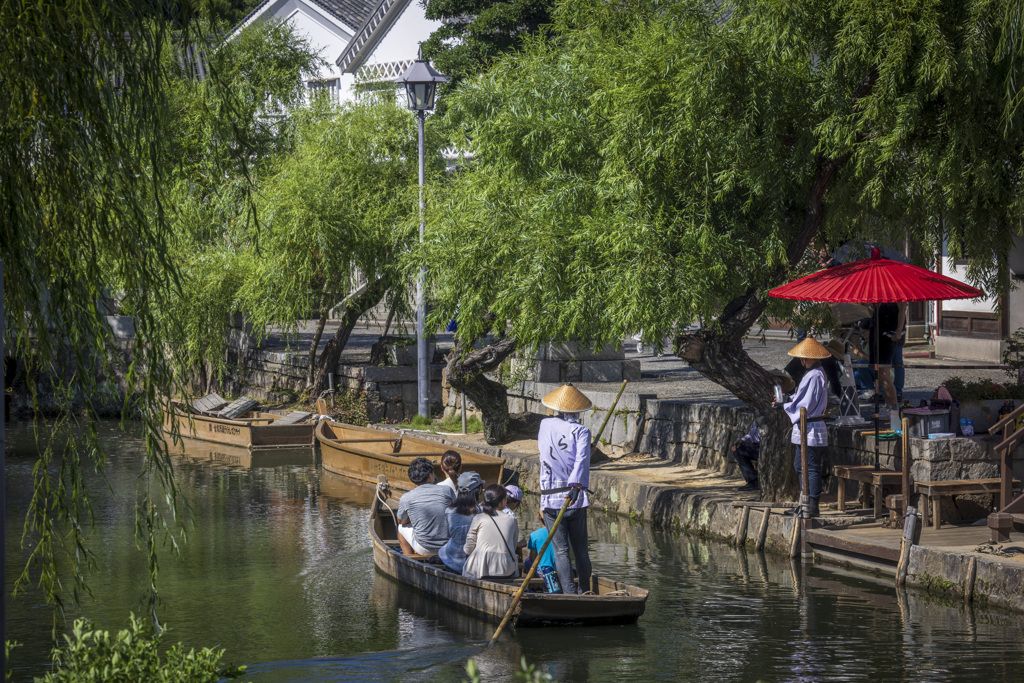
xmin=396 ymin=457 xmax=455 ymax=556
xmin=439 ymin=450 xmax=462 ymax=495
xmin=731 ymin=420 xmax=762 ymax=492
xmin=463 ymin=485 xmax=520 ymax=580
xmin=438 ymin=471 xmax=484 ymax=573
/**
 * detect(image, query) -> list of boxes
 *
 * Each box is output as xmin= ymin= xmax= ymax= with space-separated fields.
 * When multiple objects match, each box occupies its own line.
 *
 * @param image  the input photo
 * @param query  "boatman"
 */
xmin=538 ymin=383 xmax=593 ymax=595
xmin=778 ymin=338 xmax=830 ymax=518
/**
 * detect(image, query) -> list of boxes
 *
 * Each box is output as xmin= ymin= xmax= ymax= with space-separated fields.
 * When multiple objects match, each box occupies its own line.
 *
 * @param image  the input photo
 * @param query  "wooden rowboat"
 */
xmin=316 ymin=420 xmax=504 ymax=491
xmin=370 ymin=478 xmax=648 ymax=627
xmin=171 ymin=435 xmax=314 ymax=469
xmin=163 ymin=399 xmax=315 ymax=449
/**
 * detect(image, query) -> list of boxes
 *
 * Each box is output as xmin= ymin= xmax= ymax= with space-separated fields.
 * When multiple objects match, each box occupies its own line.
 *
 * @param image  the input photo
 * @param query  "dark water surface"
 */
xmin=7 ymin=421 xmax=1024 ymax=681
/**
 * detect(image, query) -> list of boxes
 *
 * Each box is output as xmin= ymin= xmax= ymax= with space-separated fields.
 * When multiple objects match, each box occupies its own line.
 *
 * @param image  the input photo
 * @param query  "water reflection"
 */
xmin=6 ymin=421 xmax=1024 ymax=682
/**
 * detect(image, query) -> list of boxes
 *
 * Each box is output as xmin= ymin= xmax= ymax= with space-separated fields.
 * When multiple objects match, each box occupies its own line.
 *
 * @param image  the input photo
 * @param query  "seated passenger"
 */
xmin=501 ymin=484 xmax=528 ymax=551
xmin=526 ymin=511 xmax=560 ymax=593
xmin=463 ymin=485 xmax=520 ymax=580
xmin=440 ymin=450 xmax=462 ymax=495
xmin=438 ymin=471 xmax=484 ymax=573
xmin=396 ymin=457 xmax=455 ymax=556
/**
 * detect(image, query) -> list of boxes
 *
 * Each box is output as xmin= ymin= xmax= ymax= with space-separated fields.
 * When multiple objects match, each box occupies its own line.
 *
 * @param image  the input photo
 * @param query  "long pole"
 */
xmin=874 ymin=306 xmax=881 ymax=470
xmin=416 ymin=110 xmax=428 ymax=418
xmin=489 ymin=491 xmax=574 ymax=646
xmin=800 ymin=407 xmax=809 ymax=519
xmin=1 ymin=260 xmax=5 ymax=677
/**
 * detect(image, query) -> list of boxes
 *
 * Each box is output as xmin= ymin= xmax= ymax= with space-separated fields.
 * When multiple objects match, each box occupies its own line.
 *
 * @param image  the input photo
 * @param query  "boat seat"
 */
xmin=192 ymin=393 xmax=228 ymax=414
xmin=217 ymin=397 xmax=259 ymax=420
xmin=274 ymin=411 xmax=312 ymax=425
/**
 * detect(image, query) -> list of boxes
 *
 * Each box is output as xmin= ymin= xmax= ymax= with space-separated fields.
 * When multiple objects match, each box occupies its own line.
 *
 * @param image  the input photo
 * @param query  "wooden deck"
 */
xmin=805 ymin=514 xmax=1024 ymax=575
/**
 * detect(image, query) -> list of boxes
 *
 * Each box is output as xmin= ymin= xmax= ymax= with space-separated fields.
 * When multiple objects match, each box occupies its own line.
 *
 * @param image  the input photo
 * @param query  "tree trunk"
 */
xmin=310 ymin=278 xmax=390 ymax=398
xmin=445 ymin=336 xmax=518 ymax=444
xmin=306 ymin=311 xmax=328 ymax=388
xmin=675 ymin=141 xmax=867 ymax=500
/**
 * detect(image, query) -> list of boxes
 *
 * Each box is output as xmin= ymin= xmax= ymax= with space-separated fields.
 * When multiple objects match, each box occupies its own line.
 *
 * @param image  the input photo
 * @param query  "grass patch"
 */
xmin=392 ymin=413 xmax=484 ymax=434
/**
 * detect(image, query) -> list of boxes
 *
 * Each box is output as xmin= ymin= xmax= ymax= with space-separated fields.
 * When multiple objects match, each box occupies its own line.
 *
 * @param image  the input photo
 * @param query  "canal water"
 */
xmin=7 ymin=420 xmax=1024 ymax=681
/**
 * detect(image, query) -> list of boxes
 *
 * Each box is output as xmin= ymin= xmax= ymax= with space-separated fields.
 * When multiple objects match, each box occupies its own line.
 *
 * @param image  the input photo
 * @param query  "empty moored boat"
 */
xmin=316 ymin=420 xmax=504 ymax=491
xmin=164 ymin=393 xmax=315 ymax=449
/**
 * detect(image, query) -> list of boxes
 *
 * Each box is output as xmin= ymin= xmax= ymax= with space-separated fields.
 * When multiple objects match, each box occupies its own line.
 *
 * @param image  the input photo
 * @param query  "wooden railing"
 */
xmin=988 ymin=403 xmax=1024 ymax=513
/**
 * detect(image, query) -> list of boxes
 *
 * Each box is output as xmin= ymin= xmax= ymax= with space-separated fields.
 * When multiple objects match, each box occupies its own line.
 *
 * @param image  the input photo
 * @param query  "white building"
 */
xmin=230 ymin=0 xmax=442 ymax=104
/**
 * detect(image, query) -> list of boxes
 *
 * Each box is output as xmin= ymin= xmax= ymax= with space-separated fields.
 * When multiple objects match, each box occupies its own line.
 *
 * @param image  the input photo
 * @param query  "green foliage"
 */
xmin=422 ymin=0 xmax=554 ymax=108
xmin=422 ymin=0 xmax=1024 ymax=356
xmin=940 ymin=376 xmax=1024 ymax=402
xmin=465 ymin=656 xmax=553 ymax=682
xmin=330 ymin=390 xmax=370 ymax=426
xmin=239 ymin=99 xmax=429 ymax=344
xmin=37 ymin=615 xmax=245 ymax=683
xmin=437 ymin=413 xmax=485 ymax=433
xmin=1003 ymin=327 xmax=1024 ymax=383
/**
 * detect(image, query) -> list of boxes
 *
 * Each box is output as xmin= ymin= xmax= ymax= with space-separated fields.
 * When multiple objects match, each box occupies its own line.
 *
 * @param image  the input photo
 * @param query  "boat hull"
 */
xmin=369 ymin=491 xmax=647 ymax=627
xmin=317 ymin=421 xmax=504 ymax=491
xmin=172 ymin=436 xmax=314 ymax=468
xmin=163 ymin=402 xmax=315 ymax=449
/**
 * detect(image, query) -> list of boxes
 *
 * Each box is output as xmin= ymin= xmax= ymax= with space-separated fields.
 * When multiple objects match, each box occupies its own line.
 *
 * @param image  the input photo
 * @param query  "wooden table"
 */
xmin=915 ymin=478 xmax=1021 ymax=529
xmin=834 ymin=465 xmax=904 ymax=517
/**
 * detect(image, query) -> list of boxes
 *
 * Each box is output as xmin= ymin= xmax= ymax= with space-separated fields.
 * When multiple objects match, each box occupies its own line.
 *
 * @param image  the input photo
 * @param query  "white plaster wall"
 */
xmin=245 ymin=0 xmax=354 ymax=82
xmin=940 ymin=253 xmax=996 ymax=313
xmin=362 ymin=1 xmax=442 ymax=66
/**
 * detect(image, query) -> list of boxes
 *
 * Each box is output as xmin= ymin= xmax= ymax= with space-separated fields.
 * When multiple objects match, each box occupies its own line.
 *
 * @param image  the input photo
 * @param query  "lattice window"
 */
xmin=354 ymin=60 xmax=413 ymax=83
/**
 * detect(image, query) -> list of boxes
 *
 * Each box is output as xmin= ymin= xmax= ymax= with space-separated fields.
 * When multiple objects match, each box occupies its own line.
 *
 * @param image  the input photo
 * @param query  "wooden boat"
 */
xmin=369 ymin=478 xmax=648 ymax=627
xmin=316 ymin=420 xmax=504 ymax=491
xmin=163 ymin=395 xmax=315 ymax=449
xmin=171 ymin=435 xmax=314 ymax=469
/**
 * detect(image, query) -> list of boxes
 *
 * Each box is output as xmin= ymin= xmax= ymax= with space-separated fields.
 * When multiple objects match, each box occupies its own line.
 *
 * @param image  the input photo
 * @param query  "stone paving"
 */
xmin=261 ymin=319 xmax=1008 ymax=407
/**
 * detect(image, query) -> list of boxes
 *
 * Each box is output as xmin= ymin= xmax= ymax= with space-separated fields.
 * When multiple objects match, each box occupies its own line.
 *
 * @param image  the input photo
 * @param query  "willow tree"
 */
xmin=240 ymin=100 xmax=432 ymax=397
xmin=1 ymin=0 xmax=318 ymax=627
xmin=157 ymin=20 xmax=322 ymax=393
xmin=422 ymin=0 xmax=1024 ymax=497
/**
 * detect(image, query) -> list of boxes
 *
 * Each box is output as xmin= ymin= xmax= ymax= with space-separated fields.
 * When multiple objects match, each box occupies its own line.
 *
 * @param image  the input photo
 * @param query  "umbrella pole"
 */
xmin=874 ymin=307 xmax=880 ymax=471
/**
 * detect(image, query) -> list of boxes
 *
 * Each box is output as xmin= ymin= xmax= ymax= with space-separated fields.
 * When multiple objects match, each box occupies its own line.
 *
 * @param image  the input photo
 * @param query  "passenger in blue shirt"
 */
xmin=525 ymin=512 xmax=556 ymax=572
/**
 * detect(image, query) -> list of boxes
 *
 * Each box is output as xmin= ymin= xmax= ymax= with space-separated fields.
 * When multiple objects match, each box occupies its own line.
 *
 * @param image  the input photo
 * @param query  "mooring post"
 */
xmin=896 ymin=504 xmax=918 ymax=587
xmin=735 ymin=505 xmax=751 ymax=547
xmin=755 ymin=508 xmax=771 ymax=552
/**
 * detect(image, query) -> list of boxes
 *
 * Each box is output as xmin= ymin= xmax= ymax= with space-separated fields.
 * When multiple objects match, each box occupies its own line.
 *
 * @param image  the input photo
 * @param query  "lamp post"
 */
xmin=396 ymin=50 xmax=447 ymax=418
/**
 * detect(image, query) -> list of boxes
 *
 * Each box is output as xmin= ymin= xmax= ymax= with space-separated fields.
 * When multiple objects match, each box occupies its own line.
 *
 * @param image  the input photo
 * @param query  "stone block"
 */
xmin=536 ymin=361 xmax=560 ymax=383
xmin=401 ymin=382 xmax=418 ymax=406
xmin=622 ymin=360 xmax=641 ymax=382
xmin=561 ymin=362 xmax=582 ymax=382
xmin=539 ymin=342 xmax=625 ymax=362
xmin=385 ymin=402 xmax=404 ymax=423
xmin=379 ymin=383 xmax=402 ymax=401
xmin=364 ymin=366 xmax=417 ymax=383
xmin=581 ymin=361 xmax=623 ymax=382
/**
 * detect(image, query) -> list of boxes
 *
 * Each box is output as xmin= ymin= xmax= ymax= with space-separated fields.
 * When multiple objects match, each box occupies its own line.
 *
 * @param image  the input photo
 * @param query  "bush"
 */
xmin=940 ymin=376 xmax=1024 ymax=402
xmin=37 ymin=614 xmax=245 ymax=683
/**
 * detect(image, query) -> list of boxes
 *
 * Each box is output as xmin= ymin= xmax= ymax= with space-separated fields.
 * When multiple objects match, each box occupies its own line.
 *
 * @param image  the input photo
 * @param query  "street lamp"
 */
xmin=396 ymin=50 xmax=447 ymax=418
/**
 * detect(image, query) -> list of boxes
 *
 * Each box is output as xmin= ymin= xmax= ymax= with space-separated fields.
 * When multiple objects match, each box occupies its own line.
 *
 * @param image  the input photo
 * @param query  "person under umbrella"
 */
xmin=777 ymin=338 xmax=831 ymax=517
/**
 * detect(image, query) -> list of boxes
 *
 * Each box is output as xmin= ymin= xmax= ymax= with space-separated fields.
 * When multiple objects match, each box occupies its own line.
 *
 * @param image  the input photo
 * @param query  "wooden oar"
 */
xmin=590 ymin=379 xmax=628 ymax=463
xmin=488 ymin=489 xmax=577 ymax=646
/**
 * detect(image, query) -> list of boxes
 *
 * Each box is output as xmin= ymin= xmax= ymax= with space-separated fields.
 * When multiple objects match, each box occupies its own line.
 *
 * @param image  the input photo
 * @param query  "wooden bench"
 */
xmin=915 ymin=478 xmax=1021 ymax=529
xmin=835 ymin=465 xmax=904 ymax=517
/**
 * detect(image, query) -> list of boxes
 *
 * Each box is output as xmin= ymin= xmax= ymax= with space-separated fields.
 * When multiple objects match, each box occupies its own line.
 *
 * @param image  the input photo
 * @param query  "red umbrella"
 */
xmin=769 ymin=248 xmax=985 ymax=472
xmin=769 ymin=252 xmax=984 ymax=303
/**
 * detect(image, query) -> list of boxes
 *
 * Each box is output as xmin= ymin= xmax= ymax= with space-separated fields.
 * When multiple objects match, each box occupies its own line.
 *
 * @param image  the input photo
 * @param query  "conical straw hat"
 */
xmin=769 ymin=370 xmax=796 ymax=393
xmin=542 ymin=384 xmax=593 ymax=413
xmin=788 ymin=337 xmax=831 ymax=359
xmin=825 ymin=339 xmax=846 ymax=362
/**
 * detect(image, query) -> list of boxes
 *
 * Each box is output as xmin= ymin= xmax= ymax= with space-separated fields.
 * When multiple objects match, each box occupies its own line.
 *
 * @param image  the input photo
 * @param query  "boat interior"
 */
xmin=320 ymin=421 xmax=499 ymax=465
xmin=372 ymin=495 xmax=645 ymax=598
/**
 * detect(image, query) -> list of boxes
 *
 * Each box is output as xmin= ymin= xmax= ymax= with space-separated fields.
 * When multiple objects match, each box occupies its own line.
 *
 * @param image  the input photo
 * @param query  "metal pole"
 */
xmin=416 ymin=111 xmax=428 ymax=418
xmin=460 ymin=392 xmax=467 ymax=434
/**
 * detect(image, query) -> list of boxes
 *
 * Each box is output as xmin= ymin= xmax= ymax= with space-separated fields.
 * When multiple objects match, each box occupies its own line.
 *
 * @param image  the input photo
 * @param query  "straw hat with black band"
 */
xmin=788 ymin=337 xmax=831 ymax=360
xmin=541 ymin=383 xmax=593 ymax=413
xmin=825 ymin=339 xmax=846 ymax=362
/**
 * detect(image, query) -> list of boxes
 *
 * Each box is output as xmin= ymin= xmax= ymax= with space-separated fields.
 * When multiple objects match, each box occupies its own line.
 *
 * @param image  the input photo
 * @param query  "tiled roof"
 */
xmin=233 ymin=0 xmax=377 ymax=37
xmin=310 ymin=0 xmax=378 ymax=31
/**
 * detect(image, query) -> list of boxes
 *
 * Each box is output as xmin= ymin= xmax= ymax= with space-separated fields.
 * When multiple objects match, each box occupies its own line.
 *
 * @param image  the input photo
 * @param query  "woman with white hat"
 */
xmin=778 ymin=338 xmax=830 ymax=517
xmin=538 ymin=383 xmax=593 ymax=595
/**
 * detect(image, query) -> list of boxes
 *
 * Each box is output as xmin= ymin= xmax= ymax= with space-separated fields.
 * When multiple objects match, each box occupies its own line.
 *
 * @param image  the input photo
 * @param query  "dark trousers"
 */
xmin=543 ymin=507 xmax=592 ymax=595
xmin=733 ymin=441 xmax=760 ymax=485
xmin=793 ymin=445 xmax=823 ymax=499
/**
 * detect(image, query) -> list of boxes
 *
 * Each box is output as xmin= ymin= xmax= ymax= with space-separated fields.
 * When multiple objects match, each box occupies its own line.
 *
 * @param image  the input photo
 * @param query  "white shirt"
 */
xmin=784 ymin=365 xmax=828 ymax=446
xmin=538 ymin=415 xmax=590 ymax=510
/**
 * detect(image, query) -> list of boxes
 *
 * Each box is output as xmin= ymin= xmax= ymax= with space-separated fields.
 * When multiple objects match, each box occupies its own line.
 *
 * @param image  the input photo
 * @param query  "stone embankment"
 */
xmin=382 ymin=426 xmax=1024 ymax=615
